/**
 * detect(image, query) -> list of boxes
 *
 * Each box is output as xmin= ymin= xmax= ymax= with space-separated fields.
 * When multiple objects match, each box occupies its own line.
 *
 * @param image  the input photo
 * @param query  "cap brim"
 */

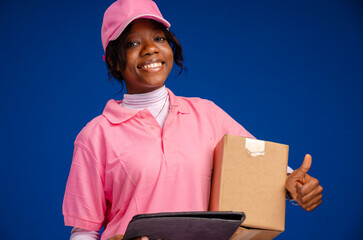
xmin=110 ymin=14 xmax=171 ymax=42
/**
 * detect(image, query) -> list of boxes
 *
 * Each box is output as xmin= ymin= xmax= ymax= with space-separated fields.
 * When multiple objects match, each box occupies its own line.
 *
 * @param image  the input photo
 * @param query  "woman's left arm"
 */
xmin=285 ymin=154 xmax=323 ymax=211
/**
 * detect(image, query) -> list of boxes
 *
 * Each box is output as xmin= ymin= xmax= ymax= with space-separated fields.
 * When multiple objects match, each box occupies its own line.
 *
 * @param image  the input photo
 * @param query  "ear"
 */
xmin=106 ymin=55 xmax=112 ymax=66
xmin=106 ymin=56 xmax=121 ymax=72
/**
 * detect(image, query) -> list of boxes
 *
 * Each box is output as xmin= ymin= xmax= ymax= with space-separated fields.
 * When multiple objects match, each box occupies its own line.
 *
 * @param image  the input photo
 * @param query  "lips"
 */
xmin=137 ymin=59 xmax=165 ymax=71
xmin=139 ymin=62 xmax=163 ymax=69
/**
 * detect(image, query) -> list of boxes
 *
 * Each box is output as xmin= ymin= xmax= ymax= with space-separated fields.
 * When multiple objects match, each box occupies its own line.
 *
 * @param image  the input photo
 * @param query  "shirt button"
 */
xmin=140 ymin=113 xmax=146 ymax=118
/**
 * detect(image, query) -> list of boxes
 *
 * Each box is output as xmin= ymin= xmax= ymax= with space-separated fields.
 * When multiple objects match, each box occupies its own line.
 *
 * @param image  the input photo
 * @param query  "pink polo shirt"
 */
xmin=63 ymin=89 xmax=253 ymax=239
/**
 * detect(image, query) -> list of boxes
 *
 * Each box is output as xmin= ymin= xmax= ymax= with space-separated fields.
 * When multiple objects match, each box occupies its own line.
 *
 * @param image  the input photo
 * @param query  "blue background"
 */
xmin=0 ymin=0 xmax=362 ymax=239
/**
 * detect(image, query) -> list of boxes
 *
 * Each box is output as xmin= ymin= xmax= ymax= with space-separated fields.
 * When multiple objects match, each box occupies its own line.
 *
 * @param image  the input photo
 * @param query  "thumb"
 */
xmin=296 ymin=154 xmax=312 ymax=176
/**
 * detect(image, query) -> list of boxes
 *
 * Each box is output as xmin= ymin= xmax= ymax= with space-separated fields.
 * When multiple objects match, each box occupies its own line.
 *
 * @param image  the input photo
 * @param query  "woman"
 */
xmin=63 ymin=1 xmax=323 ymax=239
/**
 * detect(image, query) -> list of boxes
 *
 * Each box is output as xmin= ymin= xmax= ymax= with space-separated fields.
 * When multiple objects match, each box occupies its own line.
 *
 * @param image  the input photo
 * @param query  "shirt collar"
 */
xmin=103 ymin=88 xmax=190 ymax=124
xmin=167 ymin=88 xmax=190 ymax=114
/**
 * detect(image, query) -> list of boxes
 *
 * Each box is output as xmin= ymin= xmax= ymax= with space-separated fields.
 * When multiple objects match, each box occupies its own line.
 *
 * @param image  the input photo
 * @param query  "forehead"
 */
xmin=127 ymin=18 xmax=164 ymax=35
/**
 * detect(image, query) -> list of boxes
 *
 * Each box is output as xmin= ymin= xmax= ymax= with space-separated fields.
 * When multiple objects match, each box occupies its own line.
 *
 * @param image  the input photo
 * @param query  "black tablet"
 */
xmin=123 ymin=211 xmax=245 ymax=240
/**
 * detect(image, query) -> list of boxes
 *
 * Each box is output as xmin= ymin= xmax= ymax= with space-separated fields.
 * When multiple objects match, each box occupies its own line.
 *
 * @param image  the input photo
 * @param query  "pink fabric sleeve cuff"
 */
xmin=64 ymin=215 xmax=103 ymax=231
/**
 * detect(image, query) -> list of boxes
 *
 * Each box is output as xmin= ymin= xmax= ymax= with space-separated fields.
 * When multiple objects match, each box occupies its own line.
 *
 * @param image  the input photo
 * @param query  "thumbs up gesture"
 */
xmin=285 ymin=154 xmax=323 ymax=211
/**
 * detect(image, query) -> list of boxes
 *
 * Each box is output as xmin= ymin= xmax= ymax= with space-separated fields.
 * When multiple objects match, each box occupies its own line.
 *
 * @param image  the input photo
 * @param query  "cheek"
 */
xmin=122 ymin=53 xmax=137 ymax=72
xmin=164 ymin=46 xmax=174 ymax=69
xmin=124 ymin=53 xmax=133 ymax=66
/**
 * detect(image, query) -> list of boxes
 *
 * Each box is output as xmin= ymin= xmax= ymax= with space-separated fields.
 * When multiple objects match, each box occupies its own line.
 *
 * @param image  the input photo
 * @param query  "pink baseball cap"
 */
xmin=101 ymin=0 xmax=171 ymax=52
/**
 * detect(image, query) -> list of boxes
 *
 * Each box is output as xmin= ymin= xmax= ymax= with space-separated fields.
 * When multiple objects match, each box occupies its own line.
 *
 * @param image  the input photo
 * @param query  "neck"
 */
xmin=121 ymin=86 xmax=170 ymax=127
xmin=122 ymin=86 xmax=168 ymax=110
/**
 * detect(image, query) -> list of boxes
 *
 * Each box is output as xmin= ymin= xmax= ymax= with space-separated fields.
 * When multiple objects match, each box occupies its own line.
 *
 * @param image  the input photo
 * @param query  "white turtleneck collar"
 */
xmin=121 ymin=86 xmax=170 ymax=127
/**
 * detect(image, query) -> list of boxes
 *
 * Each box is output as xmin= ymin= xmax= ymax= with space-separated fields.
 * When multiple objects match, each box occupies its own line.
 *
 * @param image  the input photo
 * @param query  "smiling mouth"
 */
xmin=138 ymin=61 xmax=164 ymax=70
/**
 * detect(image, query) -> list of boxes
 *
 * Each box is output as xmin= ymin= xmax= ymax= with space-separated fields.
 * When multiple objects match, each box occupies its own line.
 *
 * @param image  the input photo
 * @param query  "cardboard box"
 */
xmin=209 ymin=135 xmax=289 ymax=240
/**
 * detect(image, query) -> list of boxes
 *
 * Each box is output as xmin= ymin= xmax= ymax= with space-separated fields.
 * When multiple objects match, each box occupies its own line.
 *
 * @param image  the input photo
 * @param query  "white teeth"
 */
xmin=142 ymin=62 xmax=162 ymax=69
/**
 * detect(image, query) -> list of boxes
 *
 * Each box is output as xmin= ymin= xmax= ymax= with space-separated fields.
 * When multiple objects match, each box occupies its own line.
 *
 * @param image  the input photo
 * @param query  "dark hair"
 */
xmin=105 ymin=19 xmax=184 ymax=88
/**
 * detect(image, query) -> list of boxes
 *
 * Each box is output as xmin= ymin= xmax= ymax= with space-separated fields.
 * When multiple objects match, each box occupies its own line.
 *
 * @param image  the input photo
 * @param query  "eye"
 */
xmin=126 ymin=41 xmax=139 ymax=48
xmin=155 ymin=36 xmax=166 ymax=42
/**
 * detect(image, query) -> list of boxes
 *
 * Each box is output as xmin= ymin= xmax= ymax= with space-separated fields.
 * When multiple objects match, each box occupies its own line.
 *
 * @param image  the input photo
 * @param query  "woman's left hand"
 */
xmin=107 ymin=234 xmax=149 ymax=240
xmin=285 ymin=154 xmax=323 ymax=211
xmin=107 ymin=234 xmax=124 ymax=240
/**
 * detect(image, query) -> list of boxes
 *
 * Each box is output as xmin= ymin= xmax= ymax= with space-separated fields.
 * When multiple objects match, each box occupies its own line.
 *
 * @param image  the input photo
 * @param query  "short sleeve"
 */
xmin=62 ymin=141 xmax=106 ymax=231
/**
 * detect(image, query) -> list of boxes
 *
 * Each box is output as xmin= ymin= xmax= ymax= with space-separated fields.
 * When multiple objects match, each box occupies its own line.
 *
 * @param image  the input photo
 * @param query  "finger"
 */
xmin=107 ymin=234 xmax=124 ymax=240
xmin=306 ymin=199 xmax=322 ymax=212
xmin=298 ymin=184 xmax=323 ymax=204
xmin=297 ymin=175 xmax=320 ymax=197
xmin=297 ymin=154 xmax=312 ymax=176
xmin=298 ymin=192 xmax=322 ymax=211
xmin=297 ymin=186 xmax=323 ymax=204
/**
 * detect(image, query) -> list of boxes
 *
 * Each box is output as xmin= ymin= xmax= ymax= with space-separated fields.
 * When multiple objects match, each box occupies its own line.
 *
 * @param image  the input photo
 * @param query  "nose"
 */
xmin=140 ymin=40 xmax=159 ymax=56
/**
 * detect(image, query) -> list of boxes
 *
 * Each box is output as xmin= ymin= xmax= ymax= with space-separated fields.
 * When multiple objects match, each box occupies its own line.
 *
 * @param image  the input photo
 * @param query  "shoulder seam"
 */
xmin=74 ymin=141 xmax=104 ymax=177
